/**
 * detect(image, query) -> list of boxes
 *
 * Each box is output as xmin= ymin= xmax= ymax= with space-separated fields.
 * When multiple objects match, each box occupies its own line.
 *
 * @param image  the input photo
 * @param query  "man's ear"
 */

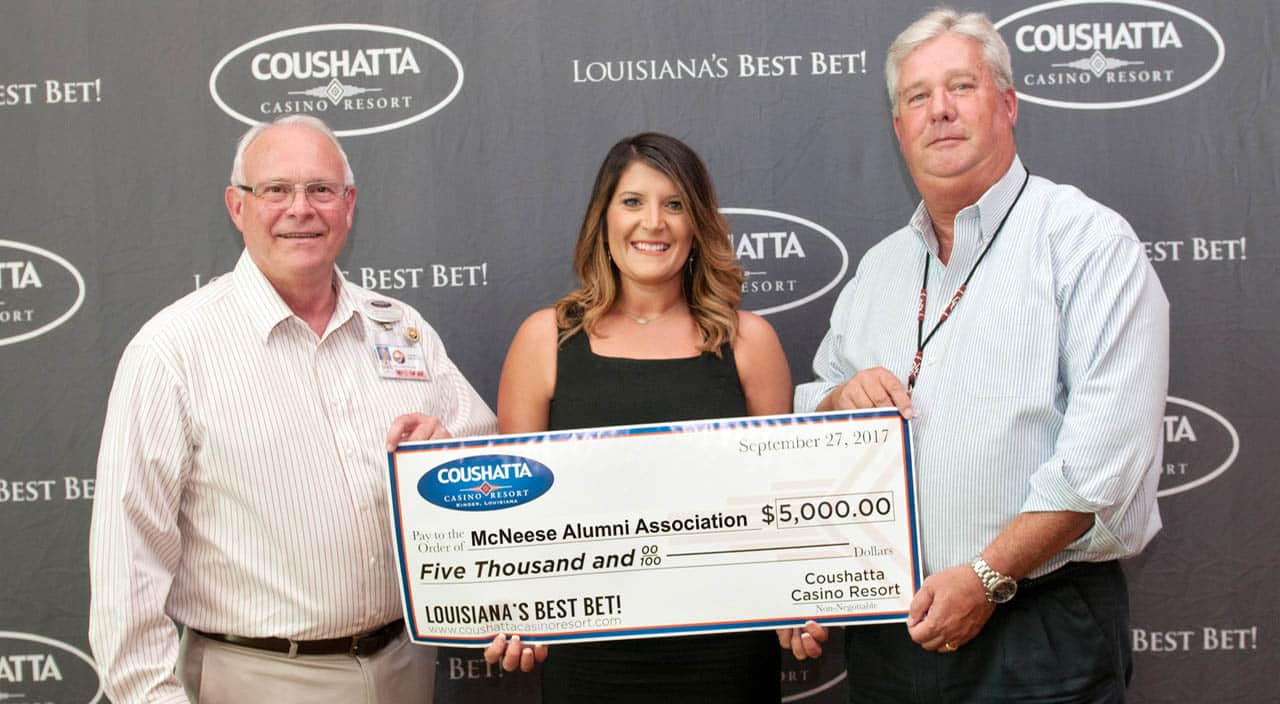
xmin=344 ymin=186 xmax=357 ymax=229
xmin=225 ymin=186 xmax=245 ymax=230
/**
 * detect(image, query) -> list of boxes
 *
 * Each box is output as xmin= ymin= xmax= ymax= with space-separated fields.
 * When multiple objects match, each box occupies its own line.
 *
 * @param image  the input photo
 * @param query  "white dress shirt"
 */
xmin=89 ymin=250 xmax=496 ymax=703
xmin=796 ymin=157 xmax=1168 ymax=577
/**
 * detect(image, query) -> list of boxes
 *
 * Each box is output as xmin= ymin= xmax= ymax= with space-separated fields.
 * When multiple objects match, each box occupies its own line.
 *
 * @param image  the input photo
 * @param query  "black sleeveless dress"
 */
xmin=539 ymin=331 xmax=781 ymax=704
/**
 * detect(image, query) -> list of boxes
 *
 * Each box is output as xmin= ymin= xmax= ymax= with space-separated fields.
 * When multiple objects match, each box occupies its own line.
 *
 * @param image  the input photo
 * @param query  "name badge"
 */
xmin=364 ymin=299 xmax=428 ymax=380
xmin=373 ymin=343 xmax=429 ymax=380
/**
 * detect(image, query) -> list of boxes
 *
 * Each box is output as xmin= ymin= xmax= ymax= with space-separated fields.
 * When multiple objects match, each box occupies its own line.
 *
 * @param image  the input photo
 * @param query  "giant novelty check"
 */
xmin=387 ymin=409 xmax=921 ymax=646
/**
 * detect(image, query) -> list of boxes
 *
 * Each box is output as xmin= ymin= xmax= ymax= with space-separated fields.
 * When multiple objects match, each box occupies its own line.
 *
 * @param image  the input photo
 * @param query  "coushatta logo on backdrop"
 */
xmin=418 ymin=454 xmax=554 ymax=511
xmin=209 ymin=23 xmax=464 ymax=136
xmin=0 ymin=631 xmax=103 ymax=703
xmin=0 ymin=240 xmax=85 ymax=347
xmin=994 ymin=0 xmax=1224 ymax=110
xmin=1159 ymin=396 xmax=1238 ymax=497
xmin=721 ymin=209 xmax=849 ymax=316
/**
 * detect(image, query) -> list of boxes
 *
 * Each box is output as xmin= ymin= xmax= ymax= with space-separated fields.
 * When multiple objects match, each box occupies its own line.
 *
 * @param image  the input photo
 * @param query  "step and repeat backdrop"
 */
xmin=1 ymin=1 xmax=1275 ymax=702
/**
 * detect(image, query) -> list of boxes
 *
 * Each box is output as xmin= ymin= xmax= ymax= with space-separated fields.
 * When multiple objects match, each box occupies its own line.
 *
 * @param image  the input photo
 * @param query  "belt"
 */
xmin=191 ymin=620 xmax=404 ymax=658
xmin=1018 ymin=560 xmax=1119 ymax=592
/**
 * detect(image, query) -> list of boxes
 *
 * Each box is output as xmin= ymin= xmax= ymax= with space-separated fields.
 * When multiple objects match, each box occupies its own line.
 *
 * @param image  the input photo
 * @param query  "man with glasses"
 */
xmin=89 ymin=115 xmax=495 ymax=703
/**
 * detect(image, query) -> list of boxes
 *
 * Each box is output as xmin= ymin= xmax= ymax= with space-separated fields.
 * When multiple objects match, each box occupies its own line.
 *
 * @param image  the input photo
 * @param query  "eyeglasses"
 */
xmin=236 ymin=180 xmax=350 ymax=206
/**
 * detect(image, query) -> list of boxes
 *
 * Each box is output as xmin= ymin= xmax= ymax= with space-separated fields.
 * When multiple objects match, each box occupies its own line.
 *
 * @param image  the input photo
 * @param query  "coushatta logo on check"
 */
xmin=418 ymin=454 xmax=554 ymax=511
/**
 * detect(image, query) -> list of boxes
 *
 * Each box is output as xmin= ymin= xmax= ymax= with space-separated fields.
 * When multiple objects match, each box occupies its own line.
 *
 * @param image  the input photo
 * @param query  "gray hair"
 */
xmin=229 ymin=115 xmax=355 ymax=186
xmin=885 ymin=8 xmax=1013 ymax=115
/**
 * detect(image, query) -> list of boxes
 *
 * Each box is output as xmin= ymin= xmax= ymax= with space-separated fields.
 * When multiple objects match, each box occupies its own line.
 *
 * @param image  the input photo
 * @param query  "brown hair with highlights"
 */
xmin=555 ymin=133 xmax=743 ymax=354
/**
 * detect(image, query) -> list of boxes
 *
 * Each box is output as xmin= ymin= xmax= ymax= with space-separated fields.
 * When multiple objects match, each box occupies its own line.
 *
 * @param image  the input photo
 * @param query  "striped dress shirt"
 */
xmin=795 ymin=157 xmax=1168 ymax=577
xmin=89 ymin=250 xmax=496 ymax=703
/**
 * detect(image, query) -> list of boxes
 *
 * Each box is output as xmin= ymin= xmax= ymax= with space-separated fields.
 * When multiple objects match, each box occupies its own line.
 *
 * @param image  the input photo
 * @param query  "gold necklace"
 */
xmin=618 ymin=303 xmax=683 ymax=325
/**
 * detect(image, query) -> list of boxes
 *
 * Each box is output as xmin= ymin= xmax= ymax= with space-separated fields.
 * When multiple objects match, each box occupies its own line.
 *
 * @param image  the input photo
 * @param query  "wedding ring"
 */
xmin=943 ymin=642 xmax=957 ymax=652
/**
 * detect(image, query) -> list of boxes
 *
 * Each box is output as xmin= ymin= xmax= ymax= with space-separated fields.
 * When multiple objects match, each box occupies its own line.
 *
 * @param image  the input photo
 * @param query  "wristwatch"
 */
xmin=971 ymin=556 xmax=1018 ymax=603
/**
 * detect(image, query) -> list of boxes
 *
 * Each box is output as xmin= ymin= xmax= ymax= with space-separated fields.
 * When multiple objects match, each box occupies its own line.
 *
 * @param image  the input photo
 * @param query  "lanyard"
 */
xmin=907 ymin=171 xmax=1031 ymax=395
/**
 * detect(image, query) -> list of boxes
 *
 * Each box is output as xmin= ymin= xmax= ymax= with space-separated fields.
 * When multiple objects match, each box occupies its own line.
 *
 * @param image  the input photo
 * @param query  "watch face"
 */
xmin=991 ymin=579 xmax=1017 ymax=603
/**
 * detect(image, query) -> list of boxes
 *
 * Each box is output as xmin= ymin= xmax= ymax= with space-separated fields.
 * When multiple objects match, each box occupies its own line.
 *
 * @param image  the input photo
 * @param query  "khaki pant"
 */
xmin=178 ymin=628 xmax=436 ymax=704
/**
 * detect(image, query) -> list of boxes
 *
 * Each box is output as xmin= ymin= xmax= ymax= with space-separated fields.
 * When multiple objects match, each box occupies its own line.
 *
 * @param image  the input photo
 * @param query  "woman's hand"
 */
xmin=484 ymin=633 xmax=549 ymax=672
xmin=776 ymin=621 xmax=828 ymax=660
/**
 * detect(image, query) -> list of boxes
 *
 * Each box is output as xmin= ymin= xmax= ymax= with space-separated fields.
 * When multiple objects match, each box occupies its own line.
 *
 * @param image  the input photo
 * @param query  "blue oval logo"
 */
xmin=418 ymin=454 xmax=554 ymax=511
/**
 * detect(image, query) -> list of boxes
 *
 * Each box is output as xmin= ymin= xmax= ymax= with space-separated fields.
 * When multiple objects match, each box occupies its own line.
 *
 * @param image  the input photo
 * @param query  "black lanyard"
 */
xmin=907 ymin=171 xmax=1031 ymax=395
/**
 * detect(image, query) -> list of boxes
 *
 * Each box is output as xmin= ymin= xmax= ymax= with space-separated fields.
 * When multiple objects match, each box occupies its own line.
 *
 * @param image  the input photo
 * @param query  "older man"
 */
xmin=781 ymin=9 xmax=1168 ymax=703
xmin=89 ymin=115 xmax=495 ymax=703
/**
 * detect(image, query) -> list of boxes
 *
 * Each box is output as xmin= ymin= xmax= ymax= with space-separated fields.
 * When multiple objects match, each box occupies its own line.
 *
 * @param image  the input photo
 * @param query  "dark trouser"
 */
xmin=844 ymin=560 xmax=1131 ymax=704
xmin=540 ymin=630 xmax=780 ymax=703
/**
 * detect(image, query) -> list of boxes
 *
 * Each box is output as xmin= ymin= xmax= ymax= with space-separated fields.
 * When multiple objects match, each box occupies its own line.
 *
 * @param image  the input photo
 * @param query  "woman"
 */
xmin=491 ymin=132 xmax=793 ymax=702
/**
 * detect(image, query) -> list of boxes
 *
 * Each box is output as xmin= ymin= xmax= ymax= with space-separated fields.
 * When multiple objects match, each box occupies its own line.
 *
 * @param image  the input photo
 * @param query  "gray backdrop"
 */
xmin=1 ymin=1 xmax=1274 ymax=702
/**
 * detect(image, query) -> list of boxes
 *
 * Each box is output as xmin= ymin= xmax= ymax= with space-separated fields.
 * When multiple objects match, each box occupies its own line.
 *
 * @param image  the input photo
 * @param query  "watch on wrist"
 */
xmin=971 ymin=556 xmax=1017 ymax=603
